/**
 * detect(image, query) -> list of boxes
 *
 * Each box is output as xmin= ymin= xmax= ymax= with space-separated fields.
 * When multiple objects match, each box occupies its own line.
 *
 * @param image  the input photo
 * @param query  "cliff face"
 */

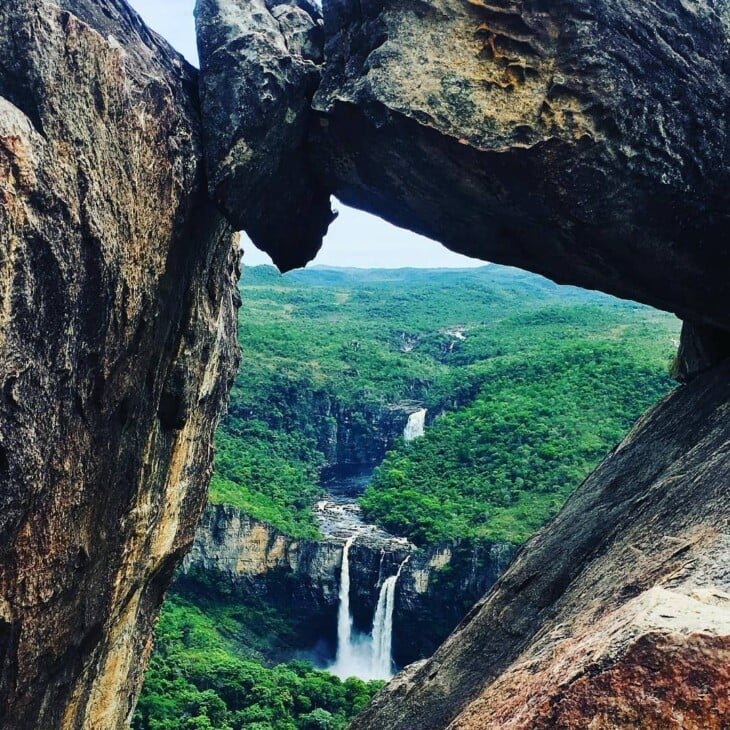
xmin=182 ymin=504 xmax=512 ymax=666
xmin=393 ymin=541 xmax=515 ymax=668
xmin=182 ymin=504 xmax=343 ymax=644
xmin=0 ymin=1 xmax=239 ymax=728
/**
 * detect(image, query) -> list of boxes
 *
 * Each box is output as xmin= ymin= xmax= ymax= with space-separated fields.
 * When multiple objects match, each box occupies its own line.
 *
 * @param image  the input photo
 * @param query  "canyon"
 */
xmin=0 ymin=0 xmax=727 ymax=728
xmin=181 ymin=480 xmax=515 ymax=669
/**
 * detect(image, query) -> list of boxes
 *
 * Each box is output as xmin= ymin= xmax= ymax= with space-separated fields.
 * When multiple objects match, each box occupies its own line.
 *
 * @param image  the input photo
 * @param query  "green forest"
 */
xmin=134 ymin=594 xmax=382 ymax=730
xmin=212 ymin=265 xmax=678 ymax=544
xmin=136 ymin=264 xmax=680 ymax=729
xmin=361 ymin=343 xmax=672 ymax=545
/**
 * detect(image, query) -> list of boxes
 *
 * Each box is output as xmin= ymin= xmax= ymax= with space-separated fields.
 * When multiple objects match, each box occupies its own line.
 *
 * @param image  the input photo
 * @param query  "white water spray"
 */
xmin=403 ymin=408 xmax=427 ymax=441
xmin=371 ymin=555 xmax=410 ymax=677
xmin=333 ymin=534 xmax=356 ymax=671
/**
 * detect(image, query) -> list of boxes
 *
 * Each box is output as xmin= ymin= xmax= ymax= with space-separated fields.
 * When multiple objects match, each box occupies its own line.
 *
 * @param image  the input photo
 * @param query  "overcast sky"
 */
xmin=126 ymin=0 xmax=484 ymax=269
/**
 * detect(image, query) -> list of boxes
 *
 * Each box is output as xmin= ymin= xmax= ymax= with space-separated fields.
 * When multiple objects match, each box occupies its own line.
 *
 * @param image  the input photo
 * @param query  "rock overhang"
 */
xmin=195 ymin=0 xmax=730 ymax=332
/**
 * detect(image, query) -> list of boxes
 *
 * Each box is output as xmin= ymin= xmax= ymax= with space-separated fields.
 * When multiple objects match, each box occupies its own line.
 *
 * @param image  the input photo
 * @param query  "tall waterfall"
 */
xmin=333 ymin=534 xmax=356 ymax=671
xmin=403 ymin=408 xmax=427 ymax=441
xmin=330 ymin=538 xmax=410 ymax=681
xmin=371 ymin=555 xmax=410 ymax=677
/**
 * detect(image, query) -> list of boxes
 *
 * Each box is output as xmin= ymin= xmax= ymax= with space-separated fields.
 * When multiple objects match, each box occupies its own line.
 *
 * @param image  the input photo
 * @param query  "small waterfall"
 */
xmin=371 ymin=555 xmax=410 ymax=678
xmin=376 ymin=549 xmax=386 ymax=588
xmin=403 ymin=408 xmax=427 ymax=441
xmin=334 ymin=534 xmax=356 ymax=671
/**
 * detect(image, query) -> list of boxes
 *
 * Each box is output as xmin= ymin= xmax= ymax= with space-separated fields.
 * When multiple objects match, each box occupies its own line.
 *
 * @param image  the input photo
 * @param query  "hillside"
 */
xmin=214 ymin=265 xmax=679 ymax=543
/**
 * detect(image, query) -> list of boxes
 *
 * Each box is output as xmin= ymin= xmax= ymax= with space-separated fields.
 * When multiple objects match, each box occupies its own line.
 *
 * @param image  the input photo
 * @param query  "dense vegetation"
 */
xmin=361 ymin=342 xmax=673 ymax=545
xmin=138 ymin=264 xmax=679 ymax=728
xmin=134 ymin=594 xmax=382 ymax=730
xmin=213 ymin=265 xmax=678 ymax=543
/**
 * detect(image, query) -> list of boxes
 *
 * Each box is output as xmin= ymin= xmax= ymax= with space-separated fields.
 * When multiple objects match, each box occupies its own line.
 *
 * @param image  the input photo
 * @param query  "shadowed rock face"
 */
xmin=0 ymin=1 xmax=239 ymax=727
xmin=196 ymin=0 xmax=335 ymax=271
xmin=197 ymin=0 xmax=730 ymax=330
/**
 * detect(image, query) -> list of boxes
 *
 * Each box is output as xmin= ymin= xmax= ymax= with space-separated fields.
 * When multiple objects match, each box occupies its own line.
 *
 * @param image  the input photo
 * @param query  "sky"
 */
xmin=126 ymin=0 xmax=484 ymax=269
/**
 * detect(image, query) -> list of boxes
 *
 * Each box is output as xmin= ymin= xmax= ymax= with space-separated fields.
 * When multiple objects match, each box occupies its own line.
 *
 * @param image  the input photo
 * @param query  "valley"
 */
xmin=134 ymin=264 xmax=679 ymax=730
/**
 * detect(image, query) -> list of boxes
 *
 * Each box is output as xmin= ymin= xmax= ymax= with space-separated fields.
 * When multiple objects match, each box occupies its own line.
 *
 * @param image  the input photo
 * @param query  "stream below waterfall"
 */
xmin=316 ymin=468 xmax=412 ymax=681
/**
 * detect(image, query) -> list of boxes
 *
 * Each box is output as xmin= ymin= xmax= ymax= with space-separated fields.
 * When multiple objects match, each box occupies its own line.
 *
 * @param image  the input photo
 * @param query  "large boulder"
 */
xmin=0 ymin=1 xmax=239 ymax=727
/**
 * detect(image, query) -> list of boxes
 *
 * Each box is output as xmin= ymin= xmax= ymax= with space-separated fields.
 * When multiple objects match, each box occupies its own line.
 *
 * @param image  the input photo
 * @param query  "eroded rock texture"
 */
xmin=197 ymin=0 xmax=730 ymax=329
xmin=196 ymin=0 xmax=334 ymax=270
xmin=0 ymin=1 xmax=239 ymax=727
xmin=350 ymin=361 xmax=730 ymax=729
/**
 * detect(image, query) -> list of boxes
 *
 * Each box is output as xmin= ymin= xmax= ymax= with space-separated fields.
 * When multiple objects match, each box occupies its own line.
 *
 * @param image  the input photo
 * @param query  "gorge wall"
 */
xmin=180 ymin=504 xmax=514 ymax=667
xmin=0 ymin=1 xmax=239 ymax=727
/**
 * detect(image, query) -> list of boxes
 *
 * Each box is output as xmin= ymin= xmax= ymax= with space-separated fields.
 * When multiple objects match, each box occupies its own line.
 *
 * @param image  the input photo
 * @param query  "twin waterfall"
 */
xmin=333 ymin=535 xmax=357 ymax=674
xmin=330 ymin=535 xmax=409 ymax=680
xmin=327 ymin=411 xmax=421 ymax=680
xmin=403 ymin=408 xmax=427 ymax=442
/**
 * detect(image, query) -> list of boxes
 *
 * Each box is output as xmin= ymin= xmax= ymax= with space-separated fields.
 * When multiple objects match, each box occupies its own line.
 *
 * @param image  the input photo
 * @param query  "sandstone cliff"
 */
xmin=0 ymin=1 xmax=239 ymax=727
xmin=181 ymin=504 xmax=514 ymax=666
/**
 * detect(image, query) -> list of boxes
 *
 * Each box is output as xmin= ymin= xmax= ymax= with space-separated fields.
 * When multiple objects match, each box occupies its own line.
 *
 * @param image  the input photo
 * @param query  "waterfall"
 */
xmin=334 ymin=534 xmax=356 ymax=671
xmin=371 ymin=555 xmax=410 ymax=677
xmin=403 ymin=408 xmax=427 ymax=441
xmin=376 ymin=549 xmax=386 ymax=588
xmin=330 ymin=538 xmax=410 ymax=681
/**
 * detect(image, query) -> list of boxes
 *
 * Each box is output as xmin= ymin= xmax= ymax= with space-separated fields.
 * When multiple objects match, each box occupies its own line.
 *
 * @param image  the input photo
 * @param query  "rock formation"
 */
xmin=193 ymin=0 xmax=729 ymax=728
xmin=197 ymin=0 xmax=730 ymax=333
xmin=0 ymin=1 xmax=239 ymax=727
xmin=181 ymin=504 xmax=513 ymax=666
